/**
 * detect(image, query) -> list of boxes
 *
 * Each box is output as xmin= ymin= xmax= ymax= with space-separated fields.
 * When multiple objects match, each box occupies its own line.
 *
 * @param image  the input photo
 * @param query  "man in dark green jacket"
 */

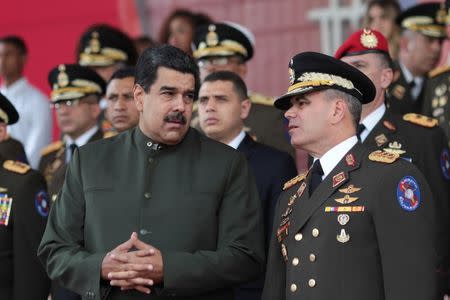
xmin=38 ymin=45 xmax=265 ymax=300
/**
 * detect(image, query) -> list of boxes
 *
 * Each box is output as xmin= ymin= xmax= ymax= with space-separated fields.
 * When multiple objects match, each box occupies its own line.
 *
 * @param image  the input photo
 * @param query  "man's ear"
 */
xmin=0 ymin=123 xmax=7 ymax=142
xmin=240 ymin=99 xmax=251 ymax=119
xmin=380 ymin=67 xmax=394 ymax=89
xmin=134 ymin=84 xmax=145 ymax=112
xmin=330 ymin=98 xmax=346 ymax=125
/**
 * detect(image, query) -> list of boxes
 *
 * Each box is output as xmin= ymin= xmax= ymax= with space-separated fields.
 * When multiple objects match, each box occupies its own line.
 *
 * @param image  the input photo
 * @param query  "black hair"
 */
xmin=0 ymin=35 xmax=27 ymax=55
xmin=203 ymin=71 xmax=248 ymax=100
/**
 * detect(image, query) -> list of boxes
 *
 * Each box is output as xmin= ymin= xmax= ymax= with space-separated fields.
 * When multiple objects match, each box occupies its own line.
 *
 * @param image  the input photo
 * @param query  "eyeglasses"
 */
xmin=50 ymin=99 xmax=80 ymax=110
xmin=197 ymin=56 xmax=243 ymax=69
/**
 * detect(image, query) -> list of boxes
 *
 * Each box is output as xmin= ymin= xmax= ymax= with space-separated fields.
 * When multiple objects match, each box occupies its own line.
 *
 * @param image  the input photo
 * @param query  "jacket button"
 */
xmin=140 ymin=229 xmax=149 ymax=235
xmin=292 ymin=257 xmax=300 ymax=266
xmin=308 ymin=279 xmax=316 ymax=287
xmin=309 ymin=253 xmax=316 ymax=262
xmin=294 ymin=233 xmax=303 ymax=241
xmin=148 ymin=157 xmax=154 ymax=164
xmin=312 ymin=228 xmax=319 ymax=237
xmin=290 ymin=283 xmax=297 ymax=292
xmin=144 ymin=192 xmax=151 ymax=199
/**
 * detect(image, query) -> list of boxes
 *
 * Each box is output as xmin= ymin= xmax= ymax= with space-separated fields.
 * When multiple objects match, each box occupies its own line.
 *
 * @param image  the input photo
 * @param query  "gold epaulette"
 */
xmin=428 ymin=65 xmax=450 ymax=78
xmin=192 ymin=102 xmax=198 ymax=112
xmin=249 ymin=92 xmax=275 ymax=106
xmin=403 ymin=113 xmax=438 ymax=128
xmin=283 ymin=172 xmax=307 ymax=190
xmin=40 ymin=141 xmax=64 ymax=156
xmin=103 ymin=131 xmax=118 ymax=139
xmin=368 ymin=150 xmax=399 ymax=164
xmin=3 ymin=160 xmax=30 ymax=174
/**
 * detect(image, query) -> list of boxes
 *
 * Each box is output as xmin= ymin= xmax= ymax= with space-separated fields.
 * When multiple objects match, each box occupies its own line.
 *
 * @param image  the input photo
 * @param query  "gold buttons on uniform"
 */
xmin=290 ymin=283 xmax=297 ymax=292
xmin=295 ymin=233 xmax=303 ymax=241
xmin=308 ymin=279 xmax=316 ymax=287
xmin=312 ymin=228 xmax=319 ymax=237
xmin=309 ymin=253 xmax=316 ymax=262
xmin=144 ymin=192 xmax=151 ymax=199
xmin=292 ymin=257 xmax=299 ymax=266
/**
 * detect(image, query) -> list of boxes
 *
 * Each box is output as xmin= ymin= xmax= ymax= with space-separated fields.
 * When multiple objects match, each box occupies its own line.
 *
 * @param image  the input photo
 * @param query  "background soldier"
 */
xmin=262 ymin=52 xmax=440 ymax=299
xmin=0 ymin=93 xmax=50 ymax=299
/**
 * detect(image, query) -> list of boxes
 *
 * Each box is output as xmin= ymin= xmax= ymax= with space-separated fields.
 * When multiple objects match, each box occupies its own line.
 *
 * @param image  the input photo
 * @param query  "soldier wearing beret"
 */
xmin=387 ymin=3 xmax=447 ymax=115
xmin=0 ymin=93 xmax=27 ymax=163
xmin=38 ymin=45 xmax=265 ymax=300
xmin=262 ymin=52 xmax=440 ymax=299
xmin=191 ymin=22 xmax=295 ymax=158
xmin=0 ymin=93 xmax=50 ymax=299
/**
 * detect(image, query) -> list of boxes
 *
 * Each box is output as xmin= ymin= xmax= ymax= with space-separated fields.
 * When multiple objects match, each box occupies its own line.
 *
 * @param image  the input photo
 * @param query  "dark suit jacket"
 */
xmin=234 ymin=134 xmax=297 ymax=300
xmin=263 ymin=143 xmax=440 ymax=299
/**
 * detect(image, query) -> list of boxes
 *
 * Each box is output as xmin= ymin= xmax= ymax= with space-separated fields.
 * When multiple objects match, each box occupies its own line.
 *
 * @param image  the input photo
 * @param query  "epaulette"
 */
xmin=3 ymin=160 xmax=30 ymax=174
xmin=40 ymin=140 xmax=64 ymax=156
xmin=368 ymin=150 xmax=399 ymax=164
xmin=283 ymin=172 xmax=307 ymax=190
xmin=250 ymin=92 xmax=275 ymax=106
xmin=103 ymin=131 xmax=118 ymax=139
xmin=192 ymin=102 xmax=198 ymax=112
xmin=428 ymin=65 xmax=450 ymax=78
xmin=403 ymin=113 xmax=438 ymax=128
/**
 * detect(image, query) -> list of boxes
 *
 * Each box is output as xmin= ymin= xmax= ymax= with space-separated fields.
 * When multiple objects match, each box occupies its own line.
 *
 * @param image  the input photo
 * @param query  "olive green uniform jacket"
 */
xmin=38 ymin=127 xmax=265 ymax=300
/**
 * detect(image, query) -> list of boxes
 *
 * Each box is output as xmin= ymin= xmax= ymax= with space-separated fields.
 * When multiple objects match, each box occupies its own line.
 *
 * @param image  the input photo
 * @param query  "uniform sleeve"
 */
xmin=372 ymin=162 xmax=441 ymax=299
xmin=38 ymin=150 xmax=107 ymax=300
xmin=159 ymin=153 xmax=265 ymax=296
xmin=13 ymin=172 xmax=50 ymax=299
xmin=262 ymin=197 xmax=286 ymax=300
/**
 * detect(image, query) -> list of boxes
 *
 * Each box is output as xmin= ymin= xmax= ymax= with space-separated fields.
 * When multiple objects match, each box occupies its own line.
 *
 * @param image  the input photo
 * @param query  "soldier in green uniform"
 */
xmin=38 ymin=45 xmax=265 ymax=300
xmin=191 ymin=22 xmax=294 ymax=158
xmin=0 ymin=93 xmax=27 ymax=163
xmin=387 ymin=3 xmax=447 ymax=115
xmin=336 ymin=28 xmax=450 ymax=293
xmin=262 ymin=52 xmax=441 ymax=299
xmin=0 ymin=94 xmax=50 ymax=299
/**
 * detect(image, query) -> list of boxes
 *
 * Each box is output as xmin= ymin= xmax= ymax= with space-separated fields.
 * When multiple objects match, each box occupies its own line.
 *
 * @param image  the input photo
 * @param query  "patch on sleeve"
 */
xmin=0 ymin=194 xmax=13 ymax=226
xmin=35 ymin=190 xmax=50 ymax=217
xmin=441 ymin=149 xmax=450 ymax=180
xmin=397 ymin=176 xmax=421 ymax=211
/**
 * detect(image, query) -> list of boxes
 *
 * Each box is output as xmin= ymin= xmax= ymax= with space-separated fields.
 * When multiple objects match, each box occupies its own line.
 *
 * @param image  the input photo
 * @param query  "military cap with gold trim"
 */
xmin=274 ymin=52 xmax=376 ymax=110
xmin=192 ymin=22 xmax=254 ymax=61
xmin=77 ymin=24 xmax=138 ymax=67
xmin=396 ymin=2 xmax=447 ymax=38
xmin=334 ymin=28 xmax=389 ymax=59
xmin=48 ymin=64 xmax=106 ymax=102
xmin=0 ymin=93 xmax=19 ymax=125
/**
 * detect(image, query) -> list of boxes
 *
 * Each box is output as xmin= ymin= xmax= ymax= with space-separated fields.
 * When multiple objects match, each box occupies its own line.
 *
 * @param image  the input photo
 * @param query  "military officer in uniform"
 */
xmin=387 ymin=3 xmax=447 ymax=115
xmin=191 ymin=22 xmax=295 ymax=158
xmin=0 ymin=93 xmax=50 ymax=299
xmin=335 ymin=28 xmax=450 ymax=289
xmin=0 ymin=93 xmax=27 ymax=163
xmin=262 ymin=52 xmax=440 ymax=299
xmin=38 ymin=45 xmax=265 ymax=300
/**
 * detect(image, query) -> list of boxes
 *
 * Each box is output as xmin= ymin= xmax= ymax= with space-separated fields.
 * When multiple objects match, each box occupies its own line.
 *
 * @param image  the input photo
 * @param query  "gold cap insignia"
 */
xmin=360 ymin=28 xmax=378 ymax=48
xmin=368 ymin=150 xmax=399 ymax=164
xmin=87 ymin=31 xmax=101 ymax=54
xmin=338 ymin=184 xmax=361 ymax=194
xmin=206 ymin=24 xmax=219 ymax=47
xmin=403 ymin=113 xmax=438 ymax=128
xmin=288 ymin=67 xmax=295 ymax=85
xmin=57 ymin=64 xmax=69 ymax=88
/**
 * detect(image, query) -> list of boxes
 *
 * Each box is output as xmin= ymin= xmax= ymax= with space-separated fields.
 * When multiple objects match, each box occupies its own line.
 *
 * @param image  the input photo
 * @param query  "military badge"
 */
xmin=277 ymin=220 xmax=290 ymax=242
xmin=334 ymin=194 xmax=359 ymax=205
xmin=374 ymin=134 xmax=388 ymax=147
xmin=281 ymin=243 xmax=288 ymax=261
xmin=206 ymin=24 xmax=219 ymax=47
xmin=288 ymin=67 xmax=295 ymax=85
xmin=440 ymin=149 xmax=450 ymax=180
xmin=384 ymin=141 xmax=406 ymax=155
xmin=287 ymin=194 xmax=297 ymax=206
xmin=282 ymin=206 xmax=293 ymax=218
xmin=35 ymin=190 xmax=50 ymax=217
xmin=360 ymin=28 xmax=378 ymax=48
xmin=337 ymin=214 xmax=350 ymax=226
xmin=337 ymin=229 xmax=350 ymax=243
xmin=57 ymin=64 xmax=69 ymax=88
xmin=283 ymin=172 xmax=307 ymax=190
xmin=368 ymin=150 xmax=399 ymax=163
xmin=383 ymin=120 xmax=396 ymax=131
xmin=392 ymin=84 xmax=405 ymax=99
xmin=325 ymin=206 xmax=365 ymax=212
xmin=338 ymin=184 xmax=361 ymax=194
xmin=332 ymin=172 xmax=347 ymax=187
xmin=0 ymin=194 xmax=12 ymax=226
xmin=345 ymin=153 xmax=355 ymax=167
xmin=397 ymin=176 xmax=421 ymax=211
xmin=296 ymin=181 xmax=307 ymax=198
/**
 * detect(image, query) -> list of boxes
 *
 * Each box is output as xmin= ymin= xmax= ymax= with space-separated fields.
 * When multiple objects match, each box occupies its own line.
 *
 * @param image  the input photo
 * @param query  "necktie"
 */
xmin=309 ymin=159 xmax=324 ymax=195
xmin=68 ymin=143 xmax=78 ymax=162
xmin=357 ymin=123 xmax=366 ymax=142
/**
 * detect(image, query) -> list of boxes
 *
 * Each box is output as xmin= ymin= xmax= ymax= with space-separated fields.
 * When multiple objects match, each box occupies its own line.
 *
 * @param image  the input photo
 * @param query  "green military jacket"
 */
xmin=38 ymin=127 xmax=265 ymax=300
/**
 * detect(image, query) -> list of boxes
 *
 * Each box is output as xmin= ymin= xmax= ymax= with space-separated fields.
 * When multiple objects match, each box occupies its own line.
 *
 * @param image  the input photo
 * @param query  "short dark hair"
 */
xmin=0 ymin=35 xmax=27 ymax=55
xmin=107 ymin=66 xmax=135 ymax=88
xmin=203 ymin=71 xmax=248 ymax=101
xmin=135 ymin=44 xmax=200 ymax=97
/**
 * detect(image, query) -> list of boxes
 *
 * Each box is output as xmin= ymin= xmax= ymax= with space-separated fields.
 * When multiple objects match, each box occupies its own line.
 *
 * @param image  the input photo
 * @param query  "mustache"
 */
xmin=163 ymin=111 xmax=187 ymax=124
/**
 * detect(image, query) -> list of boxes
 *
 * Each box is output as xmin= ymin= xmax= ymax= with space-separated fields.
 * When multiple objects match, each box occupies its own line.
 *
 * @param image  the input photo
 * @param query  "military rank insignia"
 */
xmin=397 ymin=176 xmax=421 ymax=211
xmin=403 ymin=113 xmax=438 ymax=128
xmin=345 ymin=153 xmax=355 ymax=167
xmin=283 ymin=172 xmax=307 ymax=190
xmin=35 ymin=190 xmax=50 ymax=217
xmin=391 ymin=84 xmax=405 ymax=99
xmin=332 ymin=172 xmax=347 ymax=187
xmin=440 ymin=149 xmax=450 ymax=180
xmin=375 ymin=134 xmax=388 ymax=147
xmin=369 ymin=150 xmax=399 ymax=163
xmin=0 ymin=194 xmax=12 ymax=226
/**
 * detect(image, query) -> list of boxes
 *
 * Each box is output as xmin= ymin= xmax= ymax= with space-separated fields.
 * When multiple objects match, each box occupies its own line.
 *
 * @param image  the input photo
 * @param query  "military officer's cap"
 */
xmin=334 ymin=28 xmax=389 ymax=59
xmin=396 ymin=2 xmax=447 ymax=38
xmin=0 ymin=93 xmax=19 ymax=125
xmin=48 ymin=64 xmax=106 ymax=102
xmin=192 ymin=22 xmax=254 ymax=61
xmin=274 ymin=52 xmax=376 ymax=110
xmin=77 ymin=24 xmax=138 ymax=67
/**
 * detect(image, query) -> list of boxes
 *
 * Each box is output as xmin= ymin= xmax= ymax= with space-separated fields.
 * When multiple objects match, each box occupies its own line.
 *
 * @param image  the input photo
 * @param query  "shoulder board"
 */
xmin=403 ymin=113 xmax=438 ymax=128
xmin=250 ymin=93 xmax=275 ymax=106
xmin=40 ymin=140 xmax=64 ymax=156
xmin=192 ymin=102 xmax=198 ymax=112
xmin=428 ymin=65 xmax=450 ymax=78
xmin=283 ymin=172 xmax=307 ymax=190
xmin=3 ymin=160 xmax=30 ymax=174
xmin=368 ymin=150 xmax=399 ymax=164
xmin=103 ymin=131 xmax=118 ymax=139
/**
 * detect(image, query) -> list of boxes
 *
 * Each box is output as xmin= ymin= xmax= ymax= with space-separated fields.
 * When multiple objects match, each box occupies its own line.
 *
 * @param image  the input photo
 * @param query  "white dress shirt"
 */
xmin=227 ymin=130 xmax=246 ymax=150
xmin=65 ymin=125 xmax=99 ymax=162
xmin=1 ymin=77 xmax=52 ymax=168
xmin=359 ymin=104 xmax=386 ymax=142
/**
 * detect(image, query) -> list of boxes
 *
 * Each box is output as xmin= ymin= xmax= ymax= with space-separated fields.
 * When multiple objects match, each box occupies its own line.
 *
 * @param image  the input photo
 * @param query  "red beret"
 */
xmin=334 ymin=28 xmax=389 ymax=59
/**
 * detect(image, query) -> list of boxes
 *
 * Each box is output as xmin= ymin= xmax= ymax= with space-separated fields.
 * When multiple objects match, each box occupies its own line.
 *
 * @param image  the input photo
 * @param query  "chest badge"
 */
xmin=337 ymin=214 xmax=350 ymax=226
xmin=335 ymin=194 xmax=359 ymax=204
xmin=375 ymin=134 xmax=388 ymax=147
xmin=332 ymin=172 xmax=347 ymax=188
xmin=337 ymin=229 xmax=350 ymax=243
